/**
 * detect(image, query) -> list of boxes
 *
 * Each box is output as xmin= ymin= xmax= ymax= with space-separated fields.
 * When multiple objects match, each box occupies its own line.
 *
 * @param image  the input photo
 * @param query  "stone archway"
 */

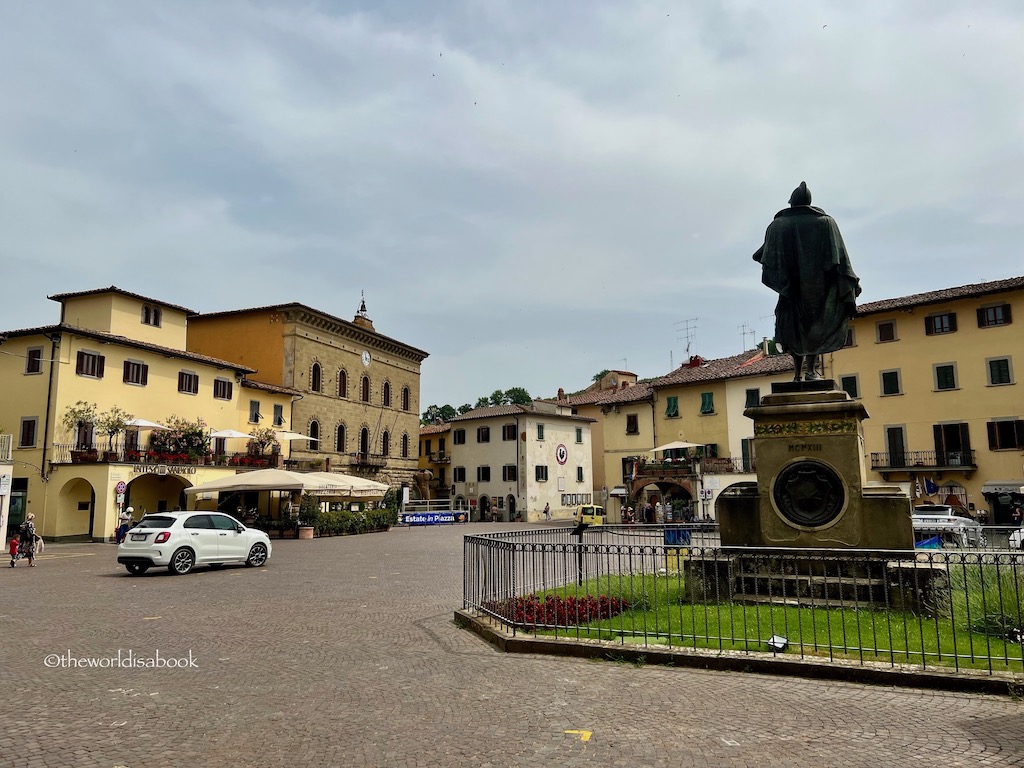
xmin=57 ymin=477 xmax=96 ymax=539
xmin=126 ymin=473 xmax=193 ymax=516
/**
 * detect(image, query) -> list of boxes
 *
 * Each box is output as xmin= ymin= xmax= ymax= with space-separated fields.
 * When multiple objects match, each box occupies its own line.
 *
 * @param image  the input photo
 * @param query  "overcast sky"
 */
xmin=2 ymin=2 xmax=1022 ymax=411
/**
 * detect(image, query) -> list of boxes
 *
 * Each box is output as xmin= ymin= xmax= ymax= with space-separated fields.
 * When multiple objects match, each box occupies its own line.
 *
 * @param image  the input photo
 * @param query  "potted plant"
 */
xmin=298 ymin=492 xmax=319 ymax=540
xmin=247 ymin=426 xmax=280 ymax=457
xmin=149 ymin=415 xmax=211 ymax=465
xmin=62 ymin=400 xmax=98 ymax=462
xmin=96 ymin=405 xmax=133 ymax=462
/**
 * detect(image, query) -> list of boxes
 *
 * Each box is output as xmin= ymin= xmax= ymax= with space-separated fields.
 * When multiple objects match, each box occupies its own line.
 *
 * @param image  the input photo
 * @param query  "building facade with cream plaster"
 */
xmin=447 ymin=403 xmax=594 ymax=522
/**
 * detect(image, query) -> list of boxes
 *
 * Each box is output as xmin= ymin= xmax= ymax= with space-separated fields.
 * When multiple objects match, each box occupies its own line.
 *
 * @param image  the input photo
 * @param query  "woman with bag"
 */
xmin=19 ymin=513 xmax=37 ymax=567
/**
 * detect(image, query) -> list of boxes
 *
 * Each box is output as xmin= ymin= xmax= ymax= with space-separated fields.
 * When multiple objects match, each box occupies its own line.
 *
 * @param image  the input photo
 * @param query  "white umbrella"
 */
xmin=210 ymin=429 xmax=254 ymax=439
xmin=183 ymin=468 xmax=345 ymax=495
xmin=303 ymin=472 xmax=389 ymax=499
xmin=126 ymin=418 xmax=169 ymax=430
xmin=652 ymin=440 xmax=703 ymax=453
xmin=274 ymin=430 xmax=310 ymax=441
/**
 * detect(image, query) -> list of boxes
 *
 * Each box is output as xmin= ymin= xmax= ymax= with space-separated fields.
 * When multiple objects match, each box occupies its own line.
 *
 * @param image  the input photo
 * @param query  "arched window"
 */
xmin=308 ymin=420 xmax=320 ymax=451
xmin=338 ymin=369 xmax=348 ymax=398
xmin=383 ymin=381 xmax=392 ymax=407
xmin=401 ymin=433 xmax=410 ymax=458
xmin=311 ymin=363 xmax=322 ymax=393
xmin=359 ymin=427 xmax=370 ymax=455
xmin=361 ymin=376 xmax=370 ymax=403
xmin=401 ymin=386 xmax=410 ymax=411
xmin=381 ymin=431 xmax=390 ymax=456
xmin=335 ymin=424 xmax=346 ymax=453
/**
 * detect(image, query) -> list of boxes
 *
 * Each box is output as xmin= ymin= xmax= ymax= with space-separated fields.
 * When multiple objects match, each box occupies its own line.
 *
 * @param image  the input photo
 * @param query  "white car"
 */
xmin=117 ymin=511 xmax=272 ymax=575
xmin=912 ymin=505 xmax=986 ymax=548
xmin=1009 ymin=529 xmax=1024 ymax=550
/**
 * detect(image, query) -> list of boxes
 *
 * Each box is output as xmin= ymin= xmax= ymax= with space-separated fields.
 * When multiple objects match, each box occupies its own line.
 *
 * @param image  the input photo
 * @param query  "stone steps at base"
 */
xmin=736 ymin=572 xmax=886 ymax=587
xmin=734 ymin=593 xmax=881 ymax=610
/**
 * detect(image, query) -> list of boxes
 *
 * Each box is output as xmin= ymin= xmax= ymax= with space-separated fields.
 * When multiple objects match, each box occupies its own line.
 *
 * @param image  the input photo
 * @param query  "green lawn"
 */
xmin=515 ymin=561 xmax=1024 ymax=674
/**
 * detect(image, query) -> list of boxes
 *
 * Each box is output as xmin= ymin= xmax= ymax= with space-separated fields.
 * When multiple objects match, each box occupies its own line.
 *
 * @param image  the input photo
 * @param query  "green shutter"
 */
xmin=700 ymin=392 xmax=714 ymax=414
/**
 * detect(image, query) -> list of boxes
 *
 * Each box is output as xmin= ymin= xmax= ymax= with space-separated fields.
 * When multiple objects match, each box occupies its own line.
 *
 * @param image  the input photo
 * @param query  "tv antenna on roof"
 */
xmin=739 ymin=321 xmax=754 ymax=351
xmin=674 ymin=317 xmax=698 ymax=358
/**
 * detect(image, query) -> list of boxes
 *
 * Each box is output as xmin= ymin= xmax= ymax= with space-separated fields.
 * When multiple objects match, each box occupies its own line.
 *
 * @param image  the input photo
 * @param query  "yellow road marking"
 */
xmin=142 ymin=616 xmax=162 ymax=620
xmin=565 ymin=730 xmax=592 ymax=742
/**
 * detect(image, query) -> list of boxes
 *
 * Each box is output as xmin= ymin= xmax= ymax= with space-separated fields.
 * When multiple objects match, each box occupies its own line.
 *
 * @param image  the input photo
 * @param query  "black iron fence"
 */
xmin=464 ymin=525 xmax=1024 ymax=676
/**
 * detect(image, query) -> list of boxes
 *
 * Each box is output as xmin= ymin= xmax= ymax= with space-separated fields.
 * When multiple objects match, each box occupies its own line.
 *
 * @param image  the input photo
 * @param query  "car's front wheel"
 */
xmin=125 ymin=563 xmax=149 ymax=575
xmin=168 ymin=548 xmax=196 ymax=575
xmin=245 ymin=543 xmax=268 ymax=567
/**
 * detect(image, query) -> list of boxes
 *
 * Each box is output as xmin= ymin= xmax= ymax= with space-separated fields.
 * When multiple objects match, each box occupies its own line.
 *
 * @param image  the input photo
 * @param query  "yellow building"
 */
xmin=557 ymin=370 xmax=638 ymax=500
xmin=187 ymin=296 xmax=428 ymax=492
xmin=0 ymin=287 xmax=298 ymax=540
xmin=828 ymin=275 xmax=1024 ymax=523
xmin=558 ymin=352 xmax=793 ymax=522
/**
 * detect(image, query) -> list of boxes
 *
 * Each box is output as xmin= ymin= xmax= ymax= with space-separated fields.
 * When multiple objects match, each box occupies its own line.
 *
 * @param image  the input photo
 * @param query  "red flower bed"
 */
xmin=489 ymin=594 xmax=630 ymax=627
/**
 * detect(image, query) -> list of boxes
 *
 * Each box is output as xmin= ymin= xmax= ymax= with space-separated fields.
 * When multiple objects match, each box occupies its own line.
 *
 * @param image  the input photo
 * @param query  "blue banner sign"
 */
xmin=401 ymin=511 xmax=468 ymax=525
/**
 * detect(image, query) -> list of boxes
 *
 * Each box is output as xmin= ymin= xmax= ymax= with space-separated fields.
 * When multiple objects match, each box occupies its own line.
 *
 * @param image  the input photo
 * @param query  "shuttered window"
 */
xmin=123 ymin=360 xmax=149 ymax=386
xmin=76 ymin=350 xmax=105 ymax=378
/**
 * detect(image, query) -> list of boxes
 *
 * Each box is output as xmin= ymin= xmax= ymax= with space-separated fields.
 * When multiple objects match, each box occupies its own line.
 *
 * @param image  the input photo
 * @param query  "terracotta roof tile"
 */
xmin=593 ymin=381 xmax=654 ymax=405
xmin=193 ymin=302 xmax=429 ymax=359
xmin=419 ymin=423 xmax=451 ymax=436
xmin=47 ymin=286 xmax=195 ymax=315
xmin=240 ymin=379 xmax=303 ymax=396
xmin=449 ymin=402 xmax=596 ymax=423
xmin=856 ymin=275 xmax=1024 ymax=316
xmin=0 ymin=323 xmax=256 ymax=373
xmin=651 ymin=349 xmax=793 ymax=387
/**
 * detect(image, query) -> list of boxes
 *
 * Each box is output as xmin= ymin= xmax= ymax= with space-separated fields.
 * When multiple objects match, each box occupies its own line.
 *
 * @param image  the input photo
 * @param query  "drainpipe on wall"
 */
xmin=40 ymin=331 xmax=60 ymax=481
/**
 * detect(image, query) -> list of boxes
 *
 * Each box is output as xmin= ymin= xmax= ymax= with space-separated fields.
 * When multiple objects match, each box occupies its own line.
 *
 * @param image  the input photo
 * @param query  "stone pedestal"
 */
xmin=719 ymin=381 xmax=913 ymax=550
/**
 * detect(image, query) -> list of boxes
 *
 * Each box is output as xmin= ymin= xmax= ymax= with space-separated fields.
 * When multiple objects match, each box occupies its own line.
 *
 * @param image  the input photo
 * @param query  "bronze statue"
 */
xmin=753 ymin=182 xmax=861 ymax=381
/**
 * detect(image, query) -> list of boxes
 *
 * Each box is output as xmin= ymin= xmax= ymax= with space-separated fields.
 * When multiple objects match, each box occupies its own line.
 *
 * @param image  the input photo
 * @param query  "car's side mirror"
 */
xmin=236 ymin=525 xmax=245 ymax=533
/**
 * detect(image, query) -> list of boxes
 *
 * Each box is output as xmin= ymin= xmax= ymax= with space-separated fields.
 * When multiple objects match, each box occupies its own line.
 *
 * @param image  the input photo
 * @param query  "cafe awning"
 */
xmin=981 ymin=481 xmax=1024 ymax=495
xmin=183 ymin=468 xmax=340 ymax=494
xmin=652 ymin=440 xmax=703 ymax=453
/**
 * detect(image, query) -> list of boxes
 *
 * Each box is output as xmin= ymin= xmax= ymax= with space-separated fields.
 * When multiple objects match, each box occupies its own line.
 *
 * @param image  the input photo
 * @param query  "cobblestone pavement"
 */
xmin=3 ymin=524 xmax=1024 ymax=767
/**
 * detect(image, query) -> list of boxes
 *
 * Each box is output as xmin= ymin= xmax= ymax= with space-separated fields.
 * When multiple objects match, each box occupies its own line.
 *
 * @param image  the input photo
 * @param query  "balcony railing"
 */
xmin=870 ymin=450 xmax=977 ymax=471
xmin=427 ymin=451 xmax=451 ymax=464
xmin=634 ymin=460 xmax=696 ymax=479
xmin=702 ymin=457 xmax=755 ymax=474
xmin=349 ymin=451 xmax=388 ymax=469
xmin=50 ymin=443 xmax=279 ymax=468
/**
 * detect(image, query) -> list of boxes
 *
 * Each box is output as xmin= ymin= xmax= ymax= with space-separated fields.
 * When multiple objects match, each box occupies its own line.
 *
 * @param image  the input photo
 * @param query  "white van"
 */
xmin=912 ymin=505 xmax=985 ymax=548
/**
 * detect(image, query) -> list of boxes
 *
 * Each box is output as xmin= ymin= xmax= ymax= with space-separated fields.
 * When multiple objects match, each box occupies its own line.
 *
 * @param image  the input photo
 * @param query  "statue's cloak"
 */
xmin=753 ymin=205 xmax=861 ymax=356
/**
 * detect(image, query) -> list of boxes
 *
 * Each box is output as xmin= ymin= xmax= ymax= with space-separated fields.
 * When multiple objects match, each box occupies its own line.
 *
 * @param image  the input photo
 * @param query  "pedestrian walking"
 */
xmin=8 ymin=532 xmax=19 ymax=567
xmin=18 ymin=513 xmax=37 ymax=567
xmin=116 ymin=506 xmax=134 ymax=544
xmin=544 ymin=503 xmax=551 ymax=521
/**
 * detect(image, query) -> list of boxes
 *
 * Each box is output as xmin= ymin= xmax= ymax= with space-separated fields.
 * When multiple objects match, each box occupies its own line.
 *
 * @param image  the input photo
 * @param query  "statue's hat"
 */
xmin=789 ymin=181 xmax=812 ymax=206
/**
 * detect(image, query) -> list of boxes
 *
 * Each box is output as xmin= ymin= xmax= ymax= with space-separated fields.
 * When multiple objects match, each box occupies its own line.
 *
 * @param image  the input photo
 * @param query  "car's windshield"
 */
xmin=138 ymin=516 xmax=176 ymax=528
